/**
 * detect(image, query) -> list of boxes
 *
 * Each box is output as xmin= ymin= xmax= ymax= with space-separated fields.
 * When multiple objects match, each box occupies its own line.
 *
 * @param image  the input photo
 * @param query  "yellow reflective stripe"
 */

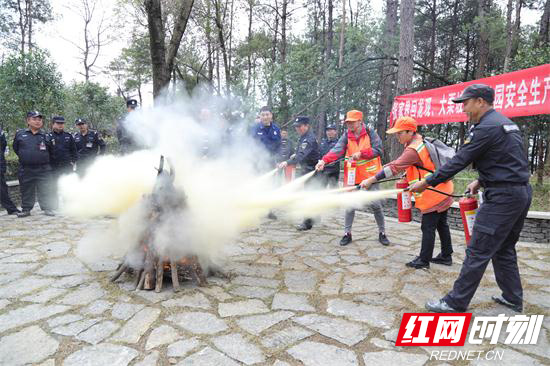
xmin=415 ymin=143 xmax=425 ymax=153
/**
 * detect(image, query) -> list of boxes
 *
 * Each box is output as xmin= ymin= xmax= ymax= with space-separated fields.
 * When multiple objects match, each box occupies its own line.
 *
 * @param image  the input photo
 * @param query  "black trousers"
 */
xmin=76 ymin=158 xmax=93 ymax=177
xmin=320 ymin=170 xmax=340 ymax=189
xmin=18 ymin=165 xmax=54 ymax=212
xmin=0 ymin=171 xmax=18 ymax=213
xmin=419 ymin=209 xmax=453 ymax=262
xmin=51 ymin=164 xmax=73 ymax=210
xmin=444 ymin=185 xmax=532 ymax=311
xmin=298 ymin=167 xmax=320 ymax=225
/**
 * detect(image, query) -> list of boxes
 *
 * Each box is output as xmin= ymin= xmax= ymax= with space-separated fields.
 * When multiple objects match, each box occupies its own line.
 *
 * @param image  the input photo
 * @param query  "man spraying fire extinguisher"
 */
xmin=316 ymin=110 xmax=390 ymax=247
xmin=409 ymin=84 xmax=531 ymax=314
xmin=360 ymin=116 xmax=454 ymax=269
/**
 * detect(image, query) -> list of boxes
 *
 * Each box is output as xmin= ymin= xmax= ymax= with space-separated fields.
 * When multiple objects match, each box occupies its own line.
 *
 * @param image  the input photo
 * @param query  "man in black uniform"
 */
xmin=116 ymin=99 xmax=138 ymax=154
xmin=48 ymin=116 xmax=77 ymax=209
xmin=278 ymin=116 xmax=321 ymax=231
xmin=13 ymin=111 xmax=55 ymax=217
xmin=319 ymin=124 xmax=340 ymax=188
xmin=278 ymin=129 xmax=294 ymax=163
xmin=1 ymin=127 xmax=20 ymax=214
xmin=410 ymin=84 xmax=531 ymax=313
xmin=74 ymin=118 xmax=106 ymax=176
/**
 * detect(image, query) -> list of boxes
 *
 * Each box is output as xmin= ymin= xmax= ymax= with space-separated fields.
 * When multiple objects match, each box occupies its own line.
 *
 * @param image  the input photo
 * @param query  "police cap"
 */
xmin=293 ymin=116 xmax=311 ymax=127
xmin=27 ymin=111 xmax=43 ymax=118
xmin=126 ymin=99 xmax=138 ymax=109
xmin=325 ymin=124 xmax=337 ymax=130
xmin=52 ymin=115 xmax=65 ymax=123
xmin=75 ymin=117 xmax=87 ymax=125
xmin=452 ymin=84 xmax=495 ymax=104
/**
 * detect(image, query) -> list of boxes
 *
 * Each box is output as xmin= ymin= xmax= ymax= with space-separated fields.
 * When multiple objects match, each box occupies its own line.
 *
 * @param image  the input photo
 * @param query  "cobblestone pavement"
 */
xmin=0 ymin=209 xmax=549 ymax=366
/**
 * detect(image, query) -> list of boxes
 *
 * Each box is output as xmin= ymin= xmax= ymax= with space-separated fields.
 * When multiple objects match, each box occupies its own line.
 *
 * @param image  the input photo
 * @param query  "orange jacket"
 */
xmin=406 ymin=135 xmax=454 ymax=212
xmin=343 ymin=131 xmax=382 ymax=185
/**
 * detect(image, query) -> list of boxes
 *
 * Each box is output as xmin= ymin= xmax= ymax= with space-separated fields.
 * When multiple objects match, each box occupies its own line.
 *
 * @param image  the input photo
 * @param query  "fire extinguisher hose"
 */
xmin=404 ymin=186 xmax=465 ymax=198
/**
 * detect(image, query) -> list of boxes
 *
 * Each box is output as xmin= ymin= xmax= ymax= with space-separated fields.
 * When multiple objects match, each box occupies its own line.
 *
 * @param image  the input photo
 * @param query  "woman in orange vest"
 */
xmin=316 ymin=110 xmax=390 ymax=246
xmin=360 ymin=116 xmax=454 ymax=269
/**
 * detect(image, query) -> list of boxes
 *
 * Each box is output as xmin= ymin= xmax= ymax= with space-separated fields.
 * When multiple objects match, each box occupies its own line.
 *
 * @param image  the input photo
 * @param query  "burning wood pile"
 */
xmin=110 ymin=156 xmax=208 ymax=292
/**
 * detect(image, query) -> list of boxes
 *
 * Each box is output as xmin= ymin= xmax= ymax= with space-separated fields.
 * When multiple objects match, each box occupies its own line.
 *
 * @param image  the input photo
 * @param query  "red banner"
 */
xmin=389 ymin=64 xmax=550 ymax=125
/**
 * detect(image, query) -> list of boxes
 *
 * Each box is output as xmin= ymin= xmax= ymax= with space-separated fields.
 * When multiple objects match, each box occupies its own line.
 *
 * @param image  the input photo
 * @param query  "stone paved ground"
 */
xmin=0 ymin=209 xmax=549 ymax=366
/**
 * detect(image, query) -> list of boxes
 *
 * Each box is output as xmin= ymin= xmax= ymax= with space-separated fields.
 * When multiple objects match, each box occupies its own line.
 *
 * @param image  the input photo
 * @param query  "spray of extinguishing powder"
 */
xmin=61 ymin=89 xmax=400 ymax=267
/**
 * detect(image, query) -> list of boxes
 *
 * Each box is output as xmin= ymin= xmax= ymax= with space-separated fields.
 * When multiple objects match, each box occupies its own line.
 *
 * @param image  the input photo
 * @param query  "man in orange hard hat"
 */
xmin=361 ymin=116 xmax=454 ymax=269
xmin=316 ymin=109 xmax=390 ymax=246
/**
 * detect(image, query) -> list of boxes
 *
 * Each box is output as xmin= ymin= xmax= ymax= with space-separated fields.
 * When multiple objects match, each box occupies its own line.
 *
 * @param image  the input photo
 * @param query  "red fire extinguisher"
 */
xmin=284 ymin=164 xmax=296 ymax=182
xmin=396 ymin=179 xmax=412 ymax=222
xmin=459 ymin=195 xmax=478 ymax=245
xmin=345 ymin=160 xmax=357 ymax=186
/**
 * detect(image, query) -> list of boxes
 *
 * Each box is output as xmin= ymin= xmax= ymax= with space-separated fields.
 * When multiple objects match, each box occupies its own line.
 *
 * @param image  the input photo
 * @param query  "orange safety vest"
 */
xmin=406 ymin=135 xmax=454 ymax=212
xmin=344 ymin=129 xmax=382 ymax=185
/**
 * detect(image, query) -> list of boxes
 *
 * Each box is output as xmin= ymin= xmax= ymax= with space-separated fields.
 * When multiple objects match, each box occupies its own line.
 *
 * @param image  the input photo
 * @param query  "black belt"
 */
xmin=482 ymin=181 xmax=527 ymax=188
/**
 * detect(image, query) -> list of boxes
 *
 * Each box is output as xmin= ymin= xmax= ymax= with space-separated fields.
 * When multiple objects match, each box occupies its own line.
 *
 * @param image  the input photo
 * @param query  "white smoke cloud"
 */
xmin=64 ymin=87 xmax=399 ymax=270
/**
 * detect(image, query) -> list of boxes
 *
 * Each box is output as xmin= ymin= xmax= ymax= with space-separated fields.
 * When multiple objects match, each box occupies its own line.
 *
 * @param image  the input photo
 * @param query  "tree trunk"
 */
xmin=316 ymin=0 xmax=333 ymax=139
xmin=245 ymin=0 xmax=253 ymax=96
xmin=510 ymin=0 xmax=522 ymax=60
xmin=279 ymin=0 xmax=290 ymax=125
xmin=145 ymin=0 xmax=194 ymax=99
xmin=333 ymin=0 xmax=346 ymax=134
xmin=475 ymin=0 xmax=491 ymax=79
xmin=503 ymin=0 xmax=515 ymax=72
xmin=536 ymin=129 xmax=544 ymax=185
xmin=338 ymin=0 xmax=346 ymax=68
xmin=392 ymin=0 xmax=415 ymax=160
xmin=375 ymin=0 xmax=398 ymax=157
xmin=428 ymin=0 xmax=436 ymax=84
xmin=214 ymin=0 xmax=231 ymax=95
xmin=206 ymin=0 xmax=214 ymax=84
xmin=267 ymin=1 xmax=279 ymax=107
xmin=443 ymin=0 xmax=459 ymax=78
xmin=27 ymin=0 xmax=32 ymax=52
xmin=537 ymin=0 xmax=550 ymax=47
xmin=17 ymin=0 xmax=26 ymax=56
xmin=145 ymin=0 xmax=168 ymax=98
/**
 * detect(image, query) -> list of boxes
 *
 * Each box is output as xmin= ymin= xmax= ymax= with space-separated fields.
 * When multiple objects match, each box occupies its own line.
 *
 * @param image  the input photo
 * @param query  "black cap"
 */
xmin=27 ymin=111 xmax=43 ymax=118
xmin=75 ymin=117 xmax=87 ymax=125
xmin=127 ymin=99 xmax=138 ymax=108
xmin=52 ymin=115 xmax=65 ymax=123
xmin=325 ymin=124 xmax=336 ymax=130
xmin=293 ymin=116 xmax=310 ymax=127
xmin=452 ymin=84 xmax=495 ymax=104
xmin=259 ymin=105 xmax=272 ymax=113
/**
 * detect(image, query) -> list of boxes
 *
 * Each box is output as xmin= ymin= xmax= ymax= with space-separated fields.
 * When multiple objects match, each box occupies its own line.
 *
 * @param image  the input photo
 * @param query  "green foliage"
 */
xmin=0 ymin=0 xmax=53 ymax=51
xmin=63 ymin=81 xmax=125 ymax=133
xmin=0 ymin=48 xmax=64 ymax=133
xmin=108 ymin=33 xmax=152 ymax=100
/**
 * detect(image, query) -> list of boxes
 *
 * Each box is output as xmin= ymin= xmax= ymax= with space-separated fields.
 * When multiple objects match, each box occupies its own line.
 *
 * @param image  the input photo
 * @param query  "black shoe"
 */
xmin=17 ymin=211 xmax=31 ymax=218
xmin=7 ymin=209 xmax=21 ymax=215
xmin=406 ymin=256 xmax=430 ymax=269
xmin=378 ymin=232 xmax=390 ymax=246
xmin=296 ymin=219 xmax=313 ymax=231
xmin=340 ymin=233 xmax=352 ymax=246
xmin=492 ymin=295 xmax=523 ymax=313
xmin=267 ymin=212 xmax=277 ymax=220
xmin=425 ymin=299 xmax=461 ymax=313
xmin=430 ymin=253 xmax=452 ymax=266
xmin=44 ymin=210 xmax=56 ymax=217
